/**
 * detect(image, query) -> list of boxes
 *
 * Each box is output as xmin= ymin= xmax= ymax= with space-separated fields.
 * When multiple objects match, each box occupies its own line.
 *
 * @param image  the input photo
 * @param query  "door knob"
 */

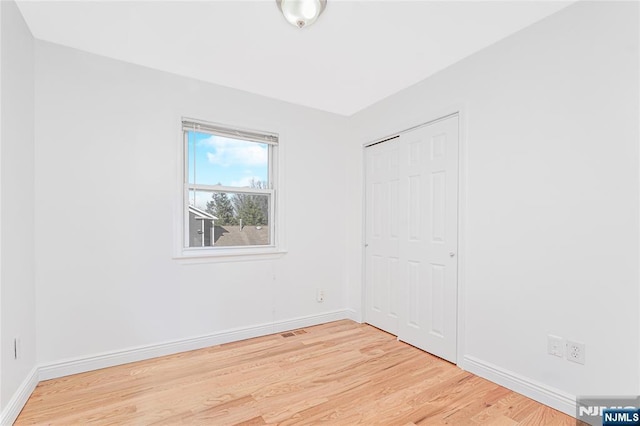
xmin=449 ymin=252 xmax=455 ymax=257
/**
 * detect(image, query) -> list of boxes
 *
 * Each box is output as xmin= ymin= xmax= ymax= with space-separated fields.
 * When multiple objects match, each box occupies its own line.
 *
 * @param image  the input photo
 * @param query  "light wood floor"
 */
xmin=16 ymin=320 xmax=575 ymax=425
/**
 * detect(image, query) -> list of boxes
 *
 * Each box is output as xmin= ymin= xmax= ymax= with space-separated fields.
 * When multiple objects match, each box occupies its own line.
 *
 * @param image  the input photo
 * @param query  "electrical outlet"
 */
xmin=316 ymin=289 xmax=325 ymax=303
xmin=567 ymin=340 xmax=585 ymax=364
xmin=547 ymin=335 xmax=565 ymax=357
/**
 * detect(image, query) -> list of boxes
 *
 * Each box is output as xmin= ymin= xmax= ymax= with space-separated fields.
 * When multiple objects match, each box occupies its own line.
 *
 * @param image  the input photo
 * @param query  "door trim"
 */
xmin=361 ymin=105 xmax=468 ymax=368
xmin=364 ymin=111 xmax=459 ymax=147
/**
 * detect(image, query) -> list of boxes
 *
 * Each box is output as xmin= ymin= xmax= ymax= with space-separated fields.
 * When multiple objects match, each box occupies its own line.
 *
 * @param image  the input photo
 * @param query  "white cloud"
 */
xmin=230 ymin=176 xmax=262 ymax=188
xmin=201 ymin=135 xmax=267 ymax=167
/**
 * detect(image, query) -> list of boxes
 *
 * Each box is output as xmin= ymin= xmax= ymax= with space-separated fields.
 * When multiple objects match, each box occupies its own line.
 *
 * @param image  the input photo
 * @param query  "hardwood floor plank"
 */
xmin=438 ymin=384 xmax=512 ymax=424
xmin=485 ymin=415 xmax=520 ymax=426
xmin=471 ymin=392 xmax=540 ymax=424
xmin=518 ymin=406 xmax=577 ymax=426
xmin=15 ymin=320 xmax=574 ymax=425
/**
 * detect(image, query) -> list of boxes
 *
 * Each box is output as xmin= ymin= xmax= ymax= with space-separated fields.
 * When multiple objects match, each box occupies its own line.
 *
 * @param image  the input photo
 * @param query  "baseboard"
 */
xmin=0 ymin=366 xmax=38 ymax=426
xmin=39 ymin=309 xmax=352 ymax=381
xmin=345 ymin=308 xmax=361 ymax=322
xmin=462 ymin=355 xmax=576 ymax=417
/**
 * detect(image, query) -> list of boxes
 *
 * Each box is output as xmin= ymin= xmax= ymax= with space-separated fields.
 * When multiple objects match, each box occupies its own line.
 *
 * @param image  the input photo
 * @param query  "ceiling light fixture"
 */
xmin=276 ymin=0 xmax=327 ymax=29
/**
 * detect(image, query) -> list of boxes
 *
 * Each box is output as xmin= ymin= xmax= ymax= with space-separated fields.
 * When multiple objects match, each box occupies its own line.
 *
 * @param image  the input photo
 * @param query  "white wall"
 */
xmin=2 ymin=0 xmax=636 ymax=419
xmin=348 ymin=0 xmax=639 ymax=400
xmin=0 ymin=0 xmax=36 ymax=411
xmin=34 ymin=42 xmax=351 ymax=367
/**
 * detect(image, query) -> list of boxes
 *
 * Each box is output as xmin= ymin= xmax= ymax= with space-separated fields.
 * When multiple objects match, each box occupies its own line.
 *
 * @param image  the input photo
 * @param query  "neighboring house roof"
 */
xmin=214 ymin=225 xmax=269 ymax=246
xmin=189 ymin=205 xmax=218 ymax=220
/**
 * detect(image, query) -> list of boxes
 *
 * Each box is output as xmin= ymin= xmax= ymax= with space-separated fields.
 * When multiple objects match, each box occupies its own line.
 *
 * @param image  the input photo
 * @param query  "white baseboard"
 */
xmin=462 ymin=355 xmax=576 ymax=417
xmin=0 ymin=366 xmax=38 ymax=426
xmin=39 ymin=309 xmax=352 ymax=381
xmin=345 ymin=308 xmax=361 ymax=322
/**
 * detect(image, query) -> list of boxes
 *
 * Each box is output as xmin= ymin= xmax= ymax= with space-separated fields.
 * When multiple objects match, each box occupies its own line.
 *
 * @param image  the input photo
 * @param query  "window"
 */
xmin=181 ymin=119 xmax=278 ymax=254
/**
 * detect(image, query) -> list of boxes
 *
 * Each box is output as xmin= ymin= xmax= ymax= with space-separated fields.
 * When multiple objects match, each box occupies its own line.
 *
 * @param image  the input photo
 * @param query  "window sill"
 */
xmin=173 ymin=248 xmax=287 ymax=264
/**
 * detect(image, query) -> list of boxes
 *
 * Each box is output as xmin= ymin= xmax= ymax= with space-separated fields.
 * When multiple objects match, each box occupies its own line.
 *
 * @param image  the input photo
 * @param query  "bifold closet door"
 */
xmin=365 ymin=115 xmax=459 ymax=363
xmin=364 ymin=137 xmax=402 ymax=335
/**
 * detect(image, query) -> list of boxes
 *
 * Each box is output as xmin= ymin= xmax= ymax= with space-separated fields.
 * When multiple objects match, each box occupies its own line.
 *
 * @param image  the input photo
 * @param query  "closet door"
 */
xmin=397 ymin=116 xmax=459 ymax=363
xmin=364 ymin=138 xmax=402 ymax=335
xmin=365 ymin=115 xmax=459 ymax=363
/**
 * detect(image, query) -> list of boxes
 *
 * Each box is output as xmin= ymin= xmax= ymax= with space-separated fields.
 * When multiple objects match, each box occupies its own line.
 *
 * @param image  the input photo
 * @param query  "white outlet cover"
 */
xmin=547 ymin=335 xmax=565 ymax=357
xmin=567 ymin=340 xmax=585 ymax=364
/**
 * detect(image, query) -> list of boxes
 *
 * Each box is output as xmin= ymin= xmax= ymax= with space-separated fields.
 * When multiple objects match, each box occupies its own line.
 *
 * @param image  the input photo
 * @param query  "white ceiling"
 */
xmin=16 ymin=1 xmax=573 ymax=116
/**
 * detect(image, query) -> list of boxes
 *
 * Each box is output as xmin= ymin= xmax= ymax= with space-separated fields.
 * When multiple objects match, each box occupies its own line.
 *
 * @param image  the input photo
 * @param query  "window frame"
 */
xmin=174 ymin=117 xmax=285 ymax=262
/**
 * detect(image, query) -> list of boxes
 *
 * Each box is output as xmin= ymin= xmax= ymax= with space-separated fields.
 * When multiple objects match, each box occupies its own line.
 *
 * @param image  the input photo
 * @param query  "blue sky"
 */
xmin=188 ymin=131 xmax=268 ymax=187
xmin=187 ymin=131 xmax=269 ymax=209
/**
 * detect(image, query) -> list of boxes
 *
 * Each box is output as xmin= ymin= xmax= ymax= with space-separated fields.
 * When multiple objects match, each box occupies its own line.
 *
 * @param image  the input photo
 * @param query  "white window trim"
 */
xmin=173 ymin=118 xmax=287 ymax=263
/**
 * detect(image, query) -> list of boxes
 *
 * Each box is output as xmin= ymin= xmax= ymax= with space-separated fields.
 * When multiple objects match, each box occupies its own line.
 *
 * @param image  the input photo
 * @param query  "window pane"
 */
xmin=187 ymin=189 xmax=271 ymax=248
xmin=187 ymin=131 xmax=195 ymax=184
xmin=187 ymin=131 xmax=269 ymax=187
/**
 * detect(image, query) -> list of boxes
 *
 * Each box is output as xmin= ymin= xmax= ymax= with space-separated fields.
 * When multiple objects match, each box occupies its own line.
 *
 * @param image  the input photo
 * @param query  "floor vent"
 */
xmin=281 ymin=329 xmax=307 ymax=338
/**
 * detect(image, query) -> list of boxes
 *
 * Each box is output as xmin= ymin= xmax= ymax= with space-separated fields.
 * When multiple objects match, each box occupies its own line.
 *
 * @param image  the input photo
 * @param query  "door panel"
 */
xmin=365 ymin=115 xmax=459 ymax=363
xmin=365 ymin=141 xmax=401 ymax=334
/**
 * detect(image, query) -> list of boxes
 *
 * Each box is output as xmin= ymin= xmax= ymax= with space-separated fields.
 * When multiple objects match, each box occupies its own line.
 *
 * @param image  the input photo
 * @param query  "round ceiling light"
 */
xmin=276 ymin=0 xmax=327 ymax=29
